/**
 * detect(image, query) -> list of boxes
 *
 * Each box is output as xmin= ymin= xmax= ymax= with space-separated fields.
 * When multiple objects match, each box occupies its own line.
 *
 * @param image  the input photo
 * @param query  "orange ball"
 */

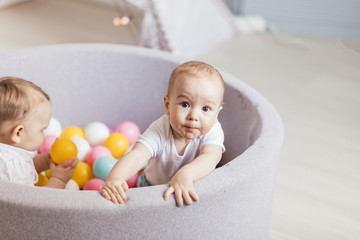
xmin=104 ymin=133 xmax=129 ymax=158
xmin=45 ymin=169 xmax=51 ymax=178
xmin=71 ymin=162 xmax=93 ymax=189
xmin=60 ymin=126 xmax=85 ymax=139
xmin=50 ymin=138 xmax=78 ymax=164
xmin=35 ymin=173 xmax=49 ymax=187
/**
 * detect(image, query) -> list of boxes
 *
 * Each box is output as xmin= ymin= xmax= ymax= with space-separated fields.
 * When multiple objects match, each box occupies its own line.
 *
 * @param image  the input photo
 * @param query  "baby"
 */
xmin=101 ymin=61 xmax=225 ymax=207
xmin=0 ymin=76 xmax=78 ymax=188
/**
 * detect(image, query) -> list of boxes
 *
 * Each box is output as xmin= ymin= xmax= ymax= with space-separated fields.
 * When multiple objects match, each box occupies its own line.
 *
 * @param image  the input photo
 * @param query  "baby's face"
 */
xmin=164 ymin=75 xmax=223 ymax=141
xmin=19 ymin=99 xmax=52 ymax=151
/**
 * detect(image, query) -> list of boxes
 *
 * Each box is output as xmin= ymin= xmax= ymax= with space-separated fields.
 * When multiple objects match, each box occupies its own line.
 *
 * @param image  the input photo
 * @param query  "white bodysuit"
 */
xmin=137 ymin=115 xmax=225 ymax=185
xmin=0 ymin=143 xmax=38 ymax=186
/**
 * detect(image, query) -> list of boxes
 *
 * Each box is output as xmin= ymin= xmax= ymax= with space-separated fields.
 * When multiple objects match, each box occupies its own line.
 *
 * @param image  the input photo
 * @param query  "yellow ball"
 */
xmin=104 ymin=133 xmax=129 ymax=158
xmin=72 ymin=162 xmax=93 ymax=189
xmin=45 ymin=169 xmax=51 ymax=178
xmin=35 ymin=173 xmax=49 ymax=187
xmin=50 ymin=138 xmax=78 ymax=164
xmin=60 ymin=126 xmax=85 ymax=139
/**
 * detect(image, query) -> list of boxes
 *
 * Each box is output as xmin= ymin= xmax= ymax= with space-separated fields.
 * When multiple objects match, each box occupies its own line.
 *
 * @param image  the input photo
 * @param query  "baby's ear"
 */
xmin=163 ymin=95 xmax=170 ymax=115
xmin=217 ymin=105 xmax=223 ymax=115
xmin=10 ymin=125 xmax=24 ymax=144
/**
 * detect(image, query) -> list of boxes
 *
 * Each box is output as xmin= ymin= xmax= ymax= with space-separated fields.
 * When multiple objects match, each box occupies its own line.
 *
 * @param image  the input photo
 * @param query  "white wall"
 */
xmin=226 ymin=0 xmax=360 ymax=38
xmin=0 ymin=0 xmax=29 ymax=8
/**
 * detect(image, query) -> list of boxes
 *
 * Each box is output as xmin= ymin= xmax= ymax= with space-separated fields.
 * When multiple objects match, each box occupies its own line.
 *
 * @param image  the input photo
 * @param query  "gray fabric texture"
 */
xmin=0 ymin=44 xmax=283 ymax=240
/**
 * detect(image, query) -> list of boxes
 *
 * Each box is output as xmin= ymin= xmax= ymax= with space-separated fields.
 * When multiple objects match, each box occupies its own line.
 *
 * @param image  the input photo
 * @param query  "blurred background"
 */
xmin=0 ymin=0 xmax=359 ymax=239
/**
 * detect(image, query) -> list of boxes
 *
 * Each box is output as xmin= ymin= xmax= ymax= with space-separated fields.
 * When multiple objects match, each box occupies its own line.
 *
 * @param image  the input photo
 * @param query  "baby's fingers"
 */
xmin=70 ymin=158 xmax=79 ymax=168
xmin=182 ymin=191 xmax=194 ymax=206
xmin=101 ymin=187 xmax=121 ymax=204
xmin=189 ymin=190 xmax=199 ymax=203
xmin=59 ymin=157 xmax=77 ymax=168
xmin=121 ymin=181 xmax=129 ymax=192
xmin=101 ymin=188 xmax=111 ymax=201
xmin=115 ymin=185 xmax=128 ymax=203
xmin=175 ymin=188 xmax=184 ymax=207
xmin=163 ymin=186 xmax=175 ymax=200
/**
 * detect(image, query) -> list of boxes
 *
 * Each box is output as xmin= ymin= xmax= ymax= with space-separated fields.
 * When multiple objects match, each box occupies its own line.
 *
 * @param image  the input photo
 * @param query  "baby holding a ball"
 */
xmin=101 ymin=61 xmax=225 ymax=207
xmin=0 ymin=76 xmax=78 ymax=188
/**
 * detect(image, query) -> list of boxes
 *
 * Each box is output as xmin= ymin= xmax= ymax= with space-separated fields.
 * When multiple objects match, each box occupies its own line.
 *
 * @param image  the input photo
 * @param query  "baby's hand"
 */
xmin=50 ymin=157 xmax=78 ymax=184
xmin=101 ymin=177 xmax=129 ymax=204
xmin=163 ymin=172 xmax=199 ymax=207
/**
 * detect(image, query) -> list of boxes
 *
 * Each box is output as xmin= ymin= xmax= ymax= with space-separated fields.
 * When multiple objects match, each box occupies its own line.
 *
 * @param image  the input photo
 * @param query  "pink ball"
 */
xmin=115 ymin=121 xmax=140 ymax=145
xmin=38 ymin=135 xmax=57 ymax=154
xmin=86 ymin=146 xmax=112 ymax=168
xmin=83 ymin=178 xmax=105 ymax=191
xmin=126 ymin=172 xmax=139 ymax=188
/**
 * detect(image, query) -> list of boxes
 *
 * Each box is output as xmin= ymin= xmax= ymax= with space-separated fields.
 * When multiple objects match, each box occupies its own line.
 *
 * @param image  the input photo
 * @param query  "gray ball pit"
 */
xmin=0 ymin=44 xmax=283 ymax=240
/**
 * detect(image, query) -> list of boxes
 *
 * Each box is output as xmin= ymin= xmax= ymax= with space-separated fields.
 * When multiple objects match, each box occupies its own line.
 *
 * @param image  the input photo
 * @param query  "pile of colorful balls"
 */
xmin=36 ymin=117 xmax=142 ymax=191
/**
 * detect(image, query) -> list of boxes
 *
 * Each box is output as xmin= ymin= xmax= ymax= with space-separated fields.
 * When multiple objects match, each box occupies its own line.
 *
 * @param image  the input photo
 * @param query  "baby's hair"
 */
xmin=167 ymin=61 xmax=224 ymax=99
xmin=0 ymin=76 xmax=50 ymax=124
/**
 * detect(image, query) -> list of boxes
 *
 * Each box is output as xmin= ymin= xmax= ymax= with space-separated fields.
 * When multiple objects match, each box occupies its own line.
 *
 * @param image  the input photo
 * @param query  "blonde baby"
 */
xmin=101 ymin=61 xmax=225 ymax=207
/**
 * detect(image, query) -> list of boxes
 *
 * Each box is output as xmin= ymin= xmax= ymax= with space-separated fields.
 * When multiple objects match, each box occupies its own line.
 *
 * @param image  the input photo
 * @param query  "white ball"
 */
xmin=71 ymin=137 xmax=91 ymax=162
xmin=65 ymin=179 xmax=80 ymax=190
xmin=85 ymin=121 xmax=110 ymax=146
xmin=44 ymin=117 xmax=62 ymax=136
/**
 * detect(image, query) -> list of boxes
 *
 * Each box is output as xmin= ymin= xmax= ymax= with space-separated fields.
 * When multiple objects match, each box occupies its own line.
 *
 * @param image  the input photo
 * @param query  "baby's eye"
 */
xmin=180 ymin=102 xmax=190 ymax=108
xmin=202 ymin=106 xmax=211 ymax=112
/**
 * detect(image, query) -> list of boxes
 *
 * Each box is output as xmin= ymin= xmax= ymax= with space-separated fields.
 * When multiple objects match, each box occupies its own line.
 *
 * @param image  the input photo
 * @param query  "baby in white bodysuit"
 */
xmin=0 ymin=76 xmax=77 ymax=188
xmin=101 ymin=61 xmax=225 ymax=207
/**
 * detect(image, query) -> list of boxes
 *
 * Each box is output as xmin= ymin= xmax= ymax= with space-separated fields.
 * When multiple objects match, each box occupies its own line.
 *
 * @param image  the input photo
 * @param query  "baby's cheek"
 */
xmin=202 ymin=121 xmax=216 ymax=135
xmin=200 ymin=126 xmax=210 ymax=136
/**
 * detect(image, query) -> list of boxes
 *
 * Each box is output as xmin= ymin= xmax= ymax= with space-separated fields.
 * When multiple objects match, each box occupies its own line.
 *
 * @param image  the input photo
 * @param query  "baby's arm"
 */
xmin=33 ymin=152 xmax=78 ymax=189
xmin=101 ymin=142 xmax=151 ymax=204
xmin=33 ymin=152 xmax=51 ymax=173
xmin=164 ymin=144 xmax=223 ymax=207
xmin=45 ymin=158 xmax=78 ymax=189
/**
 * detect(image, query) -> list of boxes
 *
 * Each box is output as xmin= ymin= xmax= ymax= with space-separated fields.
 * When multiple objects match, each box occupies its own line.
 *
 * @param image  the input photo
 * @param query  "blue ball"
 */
xmin=93 ymin=156 xmax=117 ymax=180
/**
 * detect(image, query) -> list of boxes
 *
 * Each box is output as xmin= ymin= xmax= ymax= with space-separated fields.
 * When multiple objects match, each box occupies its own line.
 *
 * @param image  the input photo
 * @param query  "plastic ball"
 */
xmin=104 ymin=133 xmax=129 ymax=158
xmin=136 ymin=169 xmax=144 ymax=187
xmin=86 ymin=145 xmax=112 ymax=168
xmin=71 ymin=162 xmax=93 ymax=189
xmin=93 ymin=156 xmax=117 ymax=181
xmin=115 ymin=121 xmax=140 ymax=145
xmin=126 ymin=171 xmax=139 ymax=188
xmin=44 ymin=117 xmax=62 ymax=136
xmin=45 ymin=169 xmax=51 ymax=178
xmin=38 ymin=135 xmax=57 ymax=154
xmin=65 ymin=179 xmax=80 ymax=190
xmin=83 ymin=178 xmax=105 ymax=191
xmin=61 ymin=126 xmax=85 ymax=139
xmin=50 ymin=138 xmax=78 ymax=164
xmin=71 ymin=137 xmax=91 ymax=162
xmin=85 ymin=121 xmax=110 ymax=146
xmin=35 ymin=173 xmax=49 ymax=187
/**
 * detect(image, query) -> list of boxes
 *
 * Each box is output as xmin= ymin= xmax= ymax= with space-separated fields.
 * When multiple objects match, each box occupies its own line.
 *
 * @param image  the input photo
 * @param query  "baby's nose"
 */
xmin=187 ymin=110 xmax=199 ymax=121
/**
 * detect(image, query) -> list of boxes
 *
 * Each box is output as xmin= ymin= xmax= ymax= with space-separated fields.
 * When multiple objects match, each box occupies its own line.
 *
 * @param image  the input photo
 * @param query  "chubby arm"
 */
xmin=33 ymin=152 xmax=51 ymax=173
xmin=45 ymin=158 xmax=78 ymax=189
xmin=164 ymin=144 xmax=223 ymax=207
xmin=101 ymin=142 xmax=151 ymax=204
xmin=33 ymin=151 xmax=78 ymax=189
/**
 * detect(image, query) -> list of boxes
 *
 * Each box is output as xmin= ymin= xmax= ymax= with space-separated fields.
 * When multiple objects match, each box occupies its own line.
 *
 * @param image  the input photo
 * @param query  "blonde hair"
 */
xmin=0 ymin=76 xmax=50 ymax=124
xmin=167 ymin=61 xmax=224 ymax=100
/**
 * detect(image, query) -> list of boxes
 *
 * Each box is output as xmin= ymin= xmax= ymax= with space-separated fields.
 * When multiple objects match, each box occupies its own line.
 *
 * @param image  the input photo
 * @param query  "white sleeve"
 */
xmin=136 ymin=117 xmax=166 ymax=158
xmin=0 ymin=153 xmax=11 ymax=182
xmin=200 ymin=122 xmax=226 ymax=152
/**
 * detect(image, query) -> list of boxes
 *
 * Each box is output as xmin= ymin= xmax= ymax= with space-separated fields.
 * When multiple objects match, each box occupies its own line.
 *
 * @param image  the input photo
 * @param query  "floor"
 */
xmin=1 ymin=0 xmax=359 ymax=239
xmin=200 ymin=35 xmax=360 ymax=240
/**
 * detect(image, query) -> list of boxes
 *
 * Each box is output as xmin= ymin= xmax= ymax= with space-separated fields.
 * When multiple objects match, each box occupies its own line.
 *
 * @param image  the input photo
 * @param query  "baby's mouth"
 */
xmin=185 ymin=126 xmax=198 ymax=132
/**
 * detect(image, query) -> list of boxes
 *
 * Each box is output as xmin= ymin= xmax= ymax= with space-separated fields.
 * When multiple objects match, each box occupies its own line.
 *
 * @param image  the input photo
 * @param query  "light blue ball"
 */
xmin=93 ymin=156 xmax=117 ymax=181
